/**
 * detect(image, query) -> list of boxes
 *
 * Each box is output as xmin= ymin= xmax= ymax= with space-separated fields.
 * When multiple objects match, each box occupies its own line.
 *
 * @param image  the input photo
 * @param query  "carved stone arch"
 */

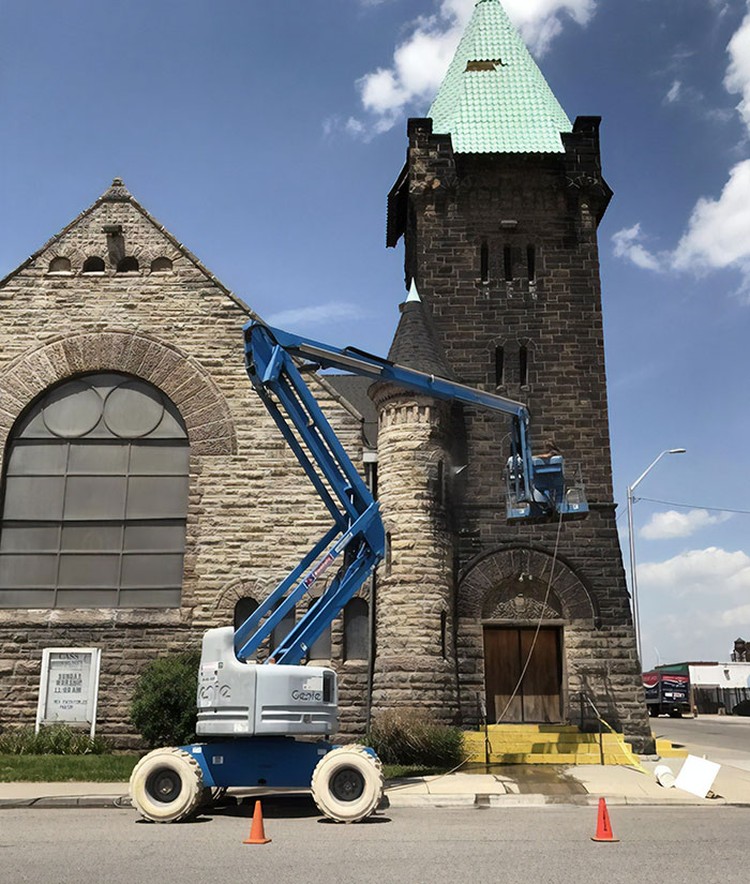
xmin=459 ymin=546 xmax=599 ymax=625
xmin=515 ymin=335 xmax=537 ymax=353
xmin=481 ymin=581 xmax=563 ymax=622
xmin=213 ymin=578 xmax=267 ymax=620
xmin=0 ymin=330 xmax=237 ymax=457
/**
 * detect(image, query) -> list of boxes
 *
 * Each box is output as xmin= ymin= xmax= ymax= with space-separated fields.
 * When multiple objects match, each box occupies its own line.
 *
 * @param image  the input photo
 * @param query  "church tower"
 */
xmin=382 ymin=0 xmax=651 ymax=747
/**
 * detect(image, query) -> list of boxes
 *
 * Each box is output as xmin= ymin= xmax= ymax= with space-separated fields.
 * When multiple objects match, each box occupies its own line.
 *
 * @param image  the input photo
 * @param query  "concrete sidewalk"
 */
xmin=1 ymin=755 xmax=748 ymax=810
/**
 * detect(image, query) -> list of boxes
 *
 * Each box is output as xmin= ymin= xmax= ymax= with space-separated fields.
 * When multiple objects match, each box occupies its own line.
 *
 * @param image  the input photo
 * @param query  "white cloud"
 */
xmin=640 ymin=509 xmax=732 ymax=540
xmin=351 ymin=0 xmax=597 ymax=135
xmin=664 ymin=80 xmax=682 ymax=104
xmin=725 ymin=8 xmax=750 ymax=133
xmin=671 ymin=160 xmax=750 ymax=281
xmin=611 ymin=223 xmax=663 ymax=272
xmin=614 ymin=10 xmax=750 ymax=294
xmin=267 ymin=301 xmax=368 ymax=329
xmin=614 ymin=163 xmax=750 ymax=290
xmin=720 ymin=603 xmax=750 ymax=627
xmin=638 ymin=546 xmax=750 ymax=596
xmin=637 ymin=546 xmax=750 ymax=665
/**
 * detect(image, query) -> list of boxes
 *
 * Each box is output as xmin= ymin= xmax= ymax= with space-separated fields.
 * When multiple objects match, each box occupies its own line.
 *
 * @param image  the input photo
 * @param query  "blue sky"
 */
xmin=3 ymin=0 xmax=750 ymax=667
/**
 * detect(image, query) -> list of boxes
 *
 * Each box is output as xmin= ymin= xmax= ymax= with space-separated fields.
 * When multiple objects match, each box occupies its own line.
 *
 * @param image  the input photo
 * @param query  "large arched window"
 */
xmin=0 ymin=373 xmax=189 ymax=608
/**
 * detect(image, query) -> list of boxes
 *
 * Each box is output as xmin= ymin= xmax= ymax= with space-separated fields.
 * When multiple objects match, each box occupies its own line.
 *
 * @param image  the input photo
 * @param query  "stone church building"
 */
xmin=0 ymin=0 xmax=651 ymax=750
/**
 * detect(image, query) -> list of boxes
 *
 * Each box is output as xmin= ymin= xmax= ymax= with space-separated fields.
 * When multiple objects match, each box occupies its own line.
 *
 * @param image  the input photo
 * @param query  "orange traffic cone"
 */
xmin=243 ymin=800 xmax=272 ymax=845
xmin=591 ymin=797 xmax=619 ymax=843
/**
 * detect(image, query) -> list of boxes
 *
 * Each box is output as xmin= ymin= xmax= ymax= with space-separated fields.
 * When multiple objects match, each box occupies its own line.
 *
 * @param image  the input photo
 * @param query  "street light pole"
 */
xmin=627 ymin=448 xmax=686 ymax=667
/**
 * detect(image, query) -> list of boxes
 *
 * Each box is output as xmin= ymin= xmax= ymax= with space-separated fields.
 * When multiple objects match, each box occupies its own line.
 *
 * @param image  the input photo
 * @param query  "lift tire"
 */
xmin=129 ymin=747 xmax=204 ymax=823
xmin=311 ymin=745 xmax=384 ymax=823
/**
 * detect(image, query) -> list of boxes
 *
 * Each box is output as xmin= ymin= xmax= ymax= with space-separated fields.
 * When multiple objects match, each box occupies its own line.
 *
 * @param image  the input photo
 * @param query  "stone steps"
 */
xmin=463 ymin=724 xmax=639 ymax=766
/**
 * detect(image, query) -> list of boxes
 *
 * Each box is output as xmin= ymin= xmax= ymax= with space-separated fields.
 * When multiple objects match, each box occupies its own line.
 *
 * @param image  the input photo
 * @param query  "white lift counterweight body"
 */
xmin=129 ymin=320 xmax=588 ymax=825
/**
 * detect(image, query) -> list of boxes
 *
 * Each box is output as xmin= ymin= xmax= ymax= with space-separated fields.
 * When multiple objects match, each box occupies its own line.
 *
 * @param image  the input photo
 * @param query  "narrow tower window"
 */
xmin=233 ymin=597 xmax=259 ymax=634
xmin=527 ymin=245 xmax=536 ymax=283
xmin=519 ymin=345 xmax=529 ymax=387
xmin=272 ymin=604 xmax=295 ymax=650
xmin=494 ymin=346 xmax=505 ymax=386
xmin=343 ymin=597 xmax=369 ymax=661
xmin=503 ymin=246 xmax=513 ymax=282
xmin=440 ymin=610 xmax=448 ymax=659
xmin=480 ymin=241 xmax=489 ymax=283
xmin=307 ymin=585 xmax=332 ymax=660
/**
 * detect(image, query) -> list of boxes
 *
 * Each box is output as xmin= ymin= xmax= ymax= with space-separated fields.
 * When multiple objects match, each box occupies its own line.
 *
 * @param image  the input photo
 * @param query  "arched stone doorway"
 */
xmin=482 ymin=579 xmax=564 ymax=723
xmin=458 ymin=546 xmax=597 ymax=725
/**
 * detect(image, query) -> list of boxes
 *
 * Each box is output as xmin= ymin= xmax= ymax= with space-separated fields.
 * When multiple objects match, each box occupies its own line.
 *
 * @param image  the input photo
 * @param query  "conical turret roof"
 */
xmin=428 ymin=0 xmax=572 ymax=154
xmin=387 ymin=282 xmax=456 ymax=379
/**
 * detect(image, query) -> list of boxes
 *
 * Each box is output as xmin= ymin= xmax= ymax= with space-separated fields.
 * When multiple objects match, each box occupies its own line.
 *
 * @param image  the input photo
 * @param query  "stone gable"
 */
xmin=0 ymin=180 xmax=369 ymax=745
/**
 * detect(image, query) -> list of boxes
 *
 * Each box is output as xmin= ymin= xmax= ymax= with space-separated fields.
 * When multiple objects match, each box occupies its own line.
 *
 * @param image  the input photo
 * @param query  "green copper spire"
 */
xmin=428 ymin=0 xmax=572 ymax=154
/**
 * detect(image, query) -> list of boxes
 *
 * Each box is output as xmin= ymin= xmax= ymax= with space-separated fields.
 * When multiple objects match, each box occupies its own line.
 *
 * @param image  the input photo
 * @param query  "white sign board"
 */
xmin=674 ymin=754 xmax=721 ymax=799
xmin=36 ymin=648 xmax=101 ymax=738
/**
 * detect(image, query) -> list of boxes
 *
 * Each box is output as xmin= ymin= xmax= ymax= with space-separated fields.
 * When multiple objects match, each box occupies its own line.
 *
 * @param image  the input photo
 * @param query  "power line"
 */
xmin=637 ymin=497 xmax=750 ymax=516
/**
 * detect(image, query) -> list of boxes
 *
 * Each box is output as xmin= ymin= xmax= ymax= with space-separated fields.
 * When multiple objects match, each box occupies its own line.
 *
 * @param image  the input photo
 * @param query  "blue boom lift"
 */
xmin=129 ymin=321 xmax=587 ymax=823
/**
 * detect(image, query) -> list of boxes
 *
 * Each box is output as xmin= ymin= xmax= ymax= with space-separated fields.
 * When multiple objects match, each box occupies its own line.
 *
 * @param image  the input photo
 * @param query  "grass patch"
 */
xmin=0 ymin=755 xmax=449 ymax=784
xmin=382 ymin=764 xmax=451 ymax=779
xmin=0 ymin=754 xmax=138 ymax=782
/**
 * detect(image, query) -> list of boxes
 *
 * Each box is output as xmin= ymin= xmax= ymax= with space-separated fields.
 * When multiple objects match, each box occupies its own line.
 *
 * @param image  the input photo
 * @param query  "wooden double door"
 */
xmin=484 ymin=626 xmax=563 ymax=723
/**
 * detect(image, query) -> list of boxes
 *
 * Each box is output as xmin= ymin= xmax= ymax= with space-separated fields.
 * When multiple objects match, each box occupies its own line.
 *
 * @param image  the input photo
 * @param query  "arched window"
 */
xmin=272 ymin=604 xmax=295 ymax=652
xmin=150 ymin=257 xmax=173 ymax=273
xmin=519 ymin=344 xmax=529 ymax=387
xmin=116 ymin=256 xmax=139 ymax=273
xmin=503 ymin=245 xmax=513 ymax=282
xmin=82 ymin=256 xmax=105 ymax=274
xmin=343 ymin=597 xmax=368 ymax=661
xmin=480 ymin=241 xmax=489 ymax=283
xmin=0 ymin=373 xmax=189 ymax=609
xmin=495 ymin=346 xmax=505 ymax=386
xmin=526 ymin=245 xmax=536 ymax=283
xmin=306 ymin=585 xmax=331 ymax=660
xmin=233 ymin=596 xmax=259 ymax=633
xmin=48 ymin=257 xmax=71 ymax=273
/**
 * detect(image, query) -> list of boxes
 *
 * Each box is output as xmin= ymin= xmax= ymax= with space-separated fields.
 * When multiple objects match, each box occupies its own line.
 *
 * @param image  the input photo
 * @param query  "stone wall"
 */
xmin=395 ymin=118 xmax=652 ymax=749
xmin=0 ymin=183 xmax=369 ymax=744
xmin=369 ymin=386 xmax=458 ymax=723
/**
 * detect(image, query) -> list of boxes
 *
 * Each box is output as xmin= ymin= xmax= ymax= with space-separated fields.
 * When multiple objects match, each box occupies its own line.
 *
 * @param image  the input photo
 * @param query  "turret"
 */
xmin=370 ymin=283 xmax=459 ymax=721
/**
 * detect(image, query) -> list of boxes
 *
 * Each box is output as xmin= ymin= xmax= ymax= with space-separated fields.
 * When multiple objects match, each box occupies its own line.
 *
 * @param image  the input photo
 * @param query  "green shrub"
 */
xmin=0 ymin=724 xmax=111 ymax=755
xmin=130 ymin=650 xmax=201 ymax=748
xmin=366 ymin=709 xmax=465 ymax=768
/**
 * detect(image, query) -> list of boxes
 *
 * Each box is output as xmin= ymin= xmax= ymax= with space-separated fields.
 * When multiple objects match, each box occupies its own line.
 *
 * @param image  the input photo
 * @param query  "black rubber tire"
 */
xmin=129 ymin=748 xmax=204 ymax=823
xmin=310 ymin=745 xmax=383 ymax=823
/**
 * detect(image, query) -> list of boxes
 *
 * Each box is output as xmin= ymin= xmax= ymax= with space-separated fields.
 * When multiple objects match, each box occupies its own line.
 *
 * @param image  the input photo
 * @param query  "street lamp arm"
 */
xmin=630 ymin=448 xmax=687 ymax=493
xmin=626 ymin=447 xmax=686 ymax=668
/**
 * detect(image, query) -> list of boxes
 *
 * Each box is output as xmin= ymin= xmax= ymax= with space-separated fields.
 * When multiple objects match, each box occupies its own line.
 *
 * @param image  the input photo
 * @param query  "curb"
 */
xmin=0 ymin=792 xmax=744 ymax=811
xmin=0 ymin=796 xmax=131 ymax=809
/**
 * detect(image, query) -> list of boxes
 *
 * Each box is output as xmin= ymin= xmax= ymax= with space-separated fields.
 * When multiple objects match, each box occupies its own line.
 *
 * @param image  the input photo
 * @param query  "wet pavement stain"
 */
xmin=462 ymin=764 xmax=588 ymax=795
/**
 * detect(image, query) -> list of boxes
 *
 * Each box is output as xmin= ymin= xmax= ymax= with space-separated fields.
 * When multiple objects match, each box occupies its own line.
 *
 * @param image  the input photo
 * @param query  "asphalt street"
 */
xmin=0 ymin=804 xmax=747 ymax=884
xmin=653 ymin=715 xmax=750 ymax=770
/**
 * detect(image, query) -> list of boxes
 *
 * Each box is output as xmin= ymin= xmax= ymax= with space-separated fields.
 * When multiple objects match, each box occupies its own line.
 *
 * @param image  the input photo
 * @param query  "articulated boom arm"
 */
xmin=235 ymin=321 xmax=587 ymax=666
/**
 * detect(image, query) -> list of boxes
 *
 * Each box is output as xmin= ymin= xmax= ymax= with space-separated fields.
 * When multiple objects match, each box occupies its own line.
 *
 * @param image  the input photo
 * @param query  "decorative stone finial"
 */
xmin=406 ymin=279 xmax=421 ymax=303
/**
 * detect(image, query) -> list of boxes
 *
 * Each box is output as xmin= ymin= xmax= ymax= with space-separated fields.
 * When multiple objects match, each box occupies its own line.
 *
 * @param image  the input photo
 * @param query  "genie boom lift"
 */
xmin=129 ymin=321 xmax=587 ymax=824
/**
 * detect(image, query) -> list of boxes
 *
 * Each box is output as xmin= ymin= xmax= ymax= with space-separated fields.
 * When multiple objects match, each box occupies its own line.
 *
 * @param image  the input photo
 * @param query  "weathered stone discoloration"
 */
xmin=0 ymin=183 xmax=368 ymax=743
xmin=381 ymin=114 xmax=652 ymax=750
